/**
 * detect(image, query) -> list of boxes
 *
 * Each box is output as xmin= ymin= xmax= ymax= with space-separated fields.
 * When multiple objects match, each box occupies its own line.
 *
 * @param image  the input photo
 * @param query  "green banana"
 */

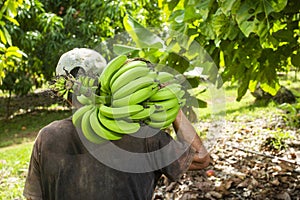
xmin=112 ymin=83 xmax=159 ymax=107
xmin=81 ymin=107 xmax=106 ymax=144
xmin=99 ymin=55 xmax=127 ymax=92
xmin=112 ymin=75 xmax=155 ymax=99
xmin=144 ymin=96 xmax=179 ymax=110
xmin=149 ymin=83 xmax=183 ymax=101
xmin=147 ymin=71 xmax=159 ymax=79
xmin=155 ymin=71 xmax=174 ymax=84
xmin=76 ymin=94 xmax=92 ymax=105
xmin=109 ymin=60 xmax=148 ymax=87
xmin=147 ymin=105 xmax=180 ymax=129
xmin=99 ymin=104 xmax=144 ymax=119
xmin=128 ymin=104 xmax=156 ymax=120
xmin=149 ymin=104 xmax=180 ymax=122
xmin=146 ymin=116 xmax=176 ymax=129
xmin=72 ymin=104 xmax=94 ymax=127
xmin=98 ymin=111 xmax=140 ymax=134
xmin=111 ymin=66 xmax=151 ymax=93
xmin=89 ymin=108 xmax=123 ymax=140
xmin=82 ymin=76 xmax=91 ymax=87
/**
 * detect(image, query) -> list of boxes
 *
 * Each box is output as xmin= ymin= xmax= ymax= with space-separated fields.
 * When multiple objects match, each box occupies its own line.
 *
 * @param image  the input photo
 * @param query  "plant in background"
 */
xmin=114 ymin=14 xmax=211 ymax=121
xmin=278 ymin=102 xmax=300 ymax=128
xmin=159 ymin=0 xmax=300 ymax=101
xmin=0 ymin=46 xmax=27 ymax=119
xmin=262 ymin=129 xmax=294 ymax=151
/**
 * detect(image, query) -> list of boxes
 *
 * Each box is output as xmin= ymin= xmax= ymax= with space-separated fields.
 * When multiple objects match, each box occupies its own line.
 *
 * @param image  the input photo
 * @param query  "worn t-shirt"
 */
xmin=23 ymin=118 xmax=195 ymax=200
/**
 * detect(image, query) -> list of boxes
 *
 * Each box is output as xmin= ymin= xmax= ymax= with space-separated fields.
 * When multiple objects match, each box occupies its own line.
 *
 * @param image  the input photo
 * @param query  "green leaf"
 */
xmin=6 ymin=46 xmax=23 ymax=58
xmin=192 ymin=0 xmax=214 ymax=21
xmin=3 ymin=15 xmax=19 ymax=26
xmin=272 ymin=29 xmax=295 ymax=42
xmin=123 ymin=15 xmax=164 ymax=49
xmin=186 ymin=77 xmax=201 ymax=88
xmin=219 ymin=0 xmax=239 ymax=16
xmin=184 ymin=6 xmax=202 ymax=21
xmin=0 ymin=29 xmax=7 ymax=44
xmin=167 ymin=52 xmax=190 ymax=74
xmin=291 ymin=53 xmax=300 ymax=68
xmin=196 ymin=98 xmax=207 ymax=108
xmin=262 ymin=0 xmax=288 ymax=14
xmin=2 ymin=26 xmax=12 ymax=46
xmin=237 ymin=73 xmax=250 ymax=101
xmin=113 ymin=44 xmax=140 ymax=55
xmin=260 ymin=81 xmax=280 ymax=96
xmin=167 ymin=0 xmax=180 ymax=11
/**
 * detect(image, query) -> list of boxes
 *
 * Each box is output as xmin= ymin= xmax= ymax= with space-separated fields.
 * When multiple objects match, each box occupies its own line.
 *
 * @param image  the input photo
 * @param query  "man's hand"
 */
xmin=173 ymin=109 xmax=210 ymax=170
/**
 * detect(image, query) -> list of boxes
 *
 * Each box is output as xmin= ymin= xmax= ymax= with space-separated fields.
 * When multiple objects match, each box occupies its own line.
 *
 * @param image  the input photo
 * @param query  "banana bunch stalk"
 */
xmin=72 ymin=55 xmax=187 ymax=144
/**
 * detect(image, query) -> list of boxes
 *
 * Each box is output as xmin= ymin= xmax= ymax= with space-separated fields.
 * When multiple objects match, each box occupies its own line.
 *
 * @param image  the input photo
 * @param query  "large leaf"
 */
xmin=123 ymin=15 xmax=164 ymax=49
xmin=113 ymin=44 xmax=140 ymax=55
xmin=262 ymin=0 xmax=288 ymax=14
xmin=188 ymin=0 xmax=214 ymax=21
xmin=235 ymin=0 xmax=287 ymax=38
xmin=219 ymin=0 xmax=239 ymax=16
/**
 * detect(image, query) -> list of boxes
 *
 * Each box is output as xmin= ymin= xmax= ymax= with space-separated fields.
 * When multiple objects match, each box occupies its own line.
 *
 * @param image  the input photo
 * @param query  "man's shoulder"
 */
xmin=40 ymin=117 xmax=74 ymax=134
xmin=36 ymin=117 xmax=77 ymax=144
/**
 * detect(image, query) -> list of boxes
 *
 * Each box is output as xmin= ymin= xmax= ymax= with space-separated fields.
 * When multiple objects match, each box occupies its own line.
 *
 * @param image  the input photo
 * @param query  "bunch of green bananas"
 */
xmin=49 ymin=74 xmax=75 ymax=100
xmin=73 ymin=76 xmax=111 ymax=106
xmin=72 ymin=55 xmax=186 ymax=143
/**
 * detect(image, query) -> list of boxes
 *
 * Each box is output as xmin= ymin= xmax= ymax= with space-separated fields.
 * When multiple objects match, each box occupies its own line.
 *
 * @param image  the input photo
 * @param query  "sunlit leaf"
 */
xmin=260 ymin=81 xmax=280 ymax=96
xmin=113 ymin=44 xmax=140 ymax=55
xmin=3 ymin=15 xmax=19 ymax=26
xmin=6 ymin=46 xmax=23 ymax=58
xmin=0 ymin=29 xmax=7 ymax=44
xmin=2 ymin=26 xmax=12 ymax=46
xmin=123 ymin=15 xmax=164 ymax=49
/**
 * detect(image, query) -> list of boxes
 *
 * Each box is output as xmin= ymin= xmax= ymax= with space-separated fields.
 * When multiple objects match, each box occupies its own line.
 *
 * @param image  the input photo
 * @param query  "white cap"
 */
xmin=56 ymin=48 xmax=107 ymax=76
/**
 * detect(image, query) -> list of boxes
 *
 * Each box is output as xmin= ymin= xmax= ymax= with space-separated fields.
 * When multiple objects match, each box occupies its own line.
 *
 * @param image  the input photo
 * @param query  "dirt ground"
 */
xmin=153 ymin=117 xmax=300 ymax=200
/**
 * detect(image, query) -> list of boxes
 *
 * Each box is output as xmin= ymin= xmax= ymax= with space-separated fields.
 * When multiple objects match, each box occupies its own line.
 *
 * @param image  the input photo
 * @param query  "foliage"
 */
xmin=278 ymin=102 xmax=300 ymax=128
xmin=0 ymin=0 xmax=25 ymax=83
xmin=1 ymin=0 xmax=163 ymax=97
xmin=158 ymin=0 xmax=300 ymax=101
xmin=116 ymin=14 xmax=211 ymax=112
xmin=263 ymin=129 xmax=293 ymax=150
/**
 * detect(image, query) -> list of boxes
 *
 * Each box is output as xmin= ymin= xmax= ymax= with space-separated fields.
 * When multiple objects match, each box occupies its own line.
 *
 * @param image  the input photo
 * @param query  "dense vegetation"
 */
xmin=0 ymin=0 xmax=299 ymax=101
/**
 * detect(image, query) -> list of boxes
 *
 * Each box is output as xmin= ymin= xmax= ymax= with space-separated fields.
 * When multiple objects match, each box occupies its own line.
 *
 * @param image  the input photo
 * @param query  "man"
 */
xmin=23 ymin=48 xmax=210 ymax=200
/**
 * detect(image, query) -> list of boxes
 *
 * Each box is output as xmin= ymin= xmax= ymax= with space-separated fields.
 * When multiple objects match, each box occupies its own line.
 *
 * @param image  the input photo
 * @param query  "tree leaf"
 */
xmin=167 ymin=0 xmax=180 ymax=11
xmin=3 ymin=15 xmax=19 ymax=26
xmin=2 ymin=26 xmax=12 ymax=46
xmin=291 ymin=53 xmax=300 ymax=68
xmin=113 ymin=44 xmax=140 ymax=55
xmin=260 ymin=81 xmax=280 ymax=96
xmin=6 ymin=46 xmax=23 ymax=58
xmin=262 ymin=0 xmax=288 ymax=14
xmin=123 ymin=15 xmax=164 ymax=49
xmin=0 ymin=29 xmax=7 ymax=44
xmin=219 ymin=0 xmax=239 ymax=16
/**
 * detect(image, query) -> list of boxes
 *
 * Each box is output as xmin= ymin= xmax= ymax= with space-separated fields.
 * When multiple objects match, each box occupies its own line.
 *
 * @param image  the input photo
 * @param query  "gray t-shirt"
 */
xmin=23 ymin=118 xmax=195 ymax=200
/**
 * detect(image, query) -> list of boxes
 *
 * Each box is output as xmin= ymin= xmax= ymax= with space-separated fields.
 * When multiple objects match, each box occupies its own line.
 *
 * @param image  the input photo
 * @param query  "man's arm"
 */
xmin=172 ymin=109 xmax=210 ymax=170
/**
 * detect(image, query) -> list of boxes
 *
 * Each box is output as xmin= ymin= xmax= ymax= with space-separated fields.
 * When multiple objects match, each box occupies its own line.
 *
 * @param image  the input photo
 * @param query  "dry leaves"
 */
xmin=153 ymin=116 xmax=300 ymax=199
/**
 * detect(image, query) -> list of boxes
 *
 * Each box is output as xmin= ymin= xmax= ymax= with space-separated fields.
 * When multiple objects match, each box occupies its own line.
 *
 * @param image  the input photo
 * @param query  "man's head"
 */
xmin=56 ymin=48 xmax=107 ymax=78
xmin=55 ymin=48 xmax=107 ymax=106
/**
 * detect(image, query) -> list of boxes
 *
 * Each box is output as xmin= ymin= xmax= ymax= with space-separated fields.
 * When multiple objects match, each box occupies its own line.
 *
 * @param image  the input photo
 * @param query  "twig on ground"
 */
xmin=231 ymin=145 xmax=300 ymax=166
